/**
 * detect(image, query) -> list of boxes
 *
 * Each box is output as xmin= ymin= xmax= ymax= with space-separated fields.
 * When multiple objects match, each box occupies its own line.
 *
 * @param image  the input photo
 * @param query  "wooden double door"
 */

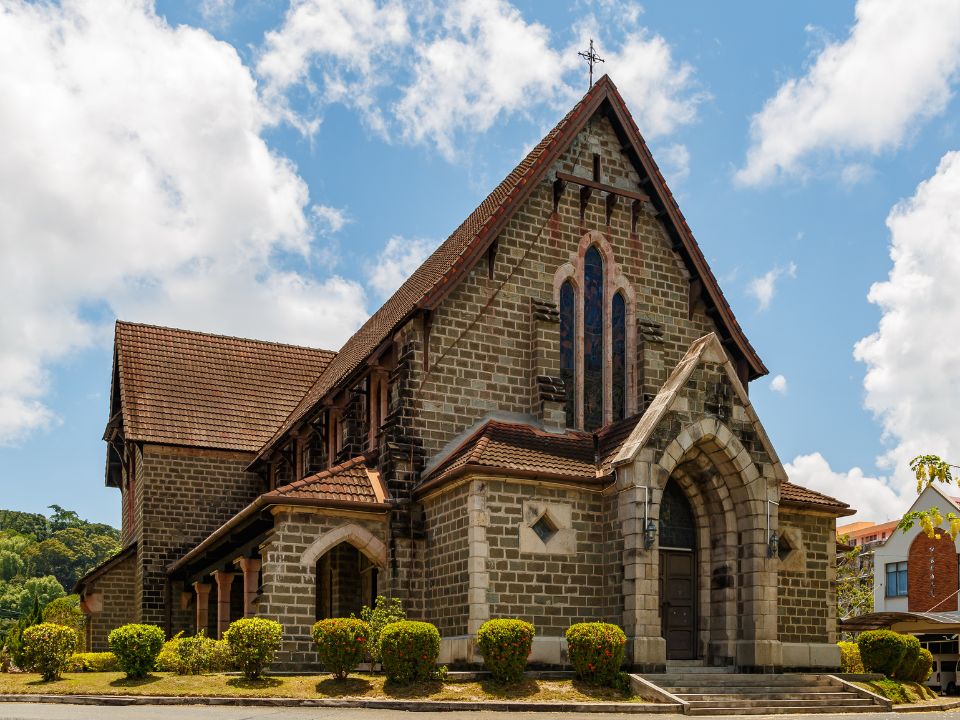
xmin=659 ymin=549 xmax=697 ymax=660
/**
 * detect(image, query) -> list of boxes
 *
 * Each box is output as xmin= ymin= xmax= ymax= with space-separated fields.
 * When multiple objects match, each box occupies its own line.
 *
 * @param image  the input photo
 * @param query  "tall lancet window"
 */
xmin=612 ymin=291 xmax=626 ymax=421
xmin=559 ymin=281 xmax=576 ymax=429
xmin=583 ymin=246 xmax=604 ymax=431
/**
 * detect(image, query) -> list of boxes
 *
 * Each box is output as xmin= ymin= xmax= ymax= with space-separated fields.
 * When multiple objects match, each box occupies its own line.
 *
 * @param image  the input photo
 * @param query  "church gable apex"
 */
xmin=612 ymin=332 xmax=780 ymax=476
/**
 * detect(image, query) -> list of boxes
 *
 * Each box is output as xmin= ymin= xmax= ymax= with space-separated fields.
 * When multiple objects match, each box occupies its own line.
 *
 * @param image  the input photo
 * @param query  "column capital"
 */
xmin=192 ymin=581 xmax=212 ymax=596
xmin=238 ymin=557 xmax=261 ymax=574
xmin=212 ymin=570 xmax=235 ymax=590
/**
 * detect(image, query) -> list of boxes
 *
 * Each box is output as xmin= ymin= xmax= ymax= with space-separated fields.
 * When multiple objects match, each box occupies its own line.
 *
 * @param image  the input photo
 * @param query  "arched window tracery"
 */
xmin=553 ymin=233 xmax=634 ymax=431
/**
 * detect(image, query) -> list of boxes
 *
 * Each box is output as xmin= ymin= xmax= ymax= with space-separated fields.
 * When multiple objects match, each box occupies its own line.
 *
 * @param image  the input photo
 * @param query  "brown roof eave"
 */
xmin=781 ymin=498 xmax=856 ymax=518
xmin=74 ymin=542 xmax=137 ymax=594
xmin=415 ymin=463 xmax=609 ymax=499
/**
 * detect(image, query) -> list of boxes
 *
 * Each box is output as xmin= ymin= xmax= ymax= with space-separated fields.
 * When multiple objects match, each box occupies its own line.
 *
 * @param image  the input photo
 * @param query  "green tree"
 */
xmin=0 ymin=511 xmax=48 ymax=541
xmin=0 ymin=576 xmax=65 ymax=617
xmin=898 ymin=455 xmax=960 ymax=539
xmin=836 ymin=536 xmax=873 ymax=625
xmin=0 ymin=551 xmax=24 ymax=582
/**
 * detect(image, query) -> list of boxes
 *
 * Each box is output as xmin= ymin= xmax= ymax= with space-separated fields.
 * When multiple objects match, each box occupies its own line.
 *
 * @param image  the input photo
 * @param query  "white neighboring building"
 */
xmin=873 ymin=483 xmax=960 ymax=613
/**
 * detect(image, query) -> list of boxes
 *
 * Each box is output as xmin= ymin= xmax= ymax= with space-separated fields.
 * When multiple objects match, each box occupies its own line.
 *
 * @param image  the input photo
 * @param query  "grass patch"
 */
xmin=0 ymin=672 xmax=644 ymax=703
xmin=853 ymin=678 xmax=939 ymax=704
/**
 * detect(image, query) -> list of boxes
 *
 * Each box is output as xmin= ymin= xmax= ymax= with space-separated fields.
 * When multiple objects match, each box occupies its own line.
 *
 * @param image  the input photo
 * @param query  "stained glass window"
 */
xmin=612 ymin=291 xmax=626 ymax=421
xmin=583 ymin=246 xmax=604 ymax=430
xmin=660 ymin=480 xmax=696 ymax=550
xmin=559 ymin=281 xmax=576 ymax=429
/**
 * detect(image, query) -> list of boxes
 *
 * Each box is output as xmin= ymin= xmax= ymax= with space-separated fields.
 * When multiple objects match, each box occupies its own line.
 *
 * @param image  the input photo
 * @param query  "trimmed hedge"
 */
xmin=313 ymin=618 xmax=370 ymax=679
xmin=566 ymin=622 xmax=627 ymax=686
xmin=906 ymin=648 xmax=934 ymax=683
xmin=65 ymin=652 xmax=118 ymax=673
xmin=22 ymin=623 xmax=78 ymax=681
xmin=357 ymin=596 xmax=405 ymax=664
xmin=156 ymin=631 xmax=232 ymax=675
xmin=476 ymin=619 xmax=534 ymax=684
xmin=223 ymin=618 xmax=282 ymax=680
xmin=380 ymin=621 xmax=440 ymax=684
xmin=857 ymin=629 xmax=909 ymax=676
xmin=893 ymin=634 xmax=921 ymax=680
xmin=109 ymin=624 xmax=165 ymax=679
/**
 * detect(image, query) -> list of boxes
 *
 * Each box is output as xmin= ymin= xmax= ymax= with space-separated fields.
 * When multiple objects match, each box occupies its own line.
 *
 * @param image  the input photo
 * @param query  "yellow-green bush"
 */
xmin=22 ymin=623 xmax=78 ymax=681
xmin=476 ymin=619 xmax=534 ymax=684
xmin=222 ymin=618 xmax=282 ymax=680
xmin=380 ymin=621 xmax=440 ymax=684
xmin=312 ymin=618 xmax=370 ymax=680
xmin=65 ymin=652 xmax=118 ymax=672
xmin=108 ymin=623 xmax=165 ymax=679
xmin=838 ymin=641 xmax=865 ymax=673
xmin=857 ymin=630 xmax=909 ymax=676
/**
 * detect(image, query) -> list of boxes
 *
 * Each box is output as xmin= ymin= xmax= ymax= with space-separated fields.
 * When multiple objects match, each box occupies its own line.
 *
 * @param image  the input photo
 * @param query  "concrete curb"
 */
xmin=893 ymin=698 xmax=960 ymax=713
xmin=0 ymin=694 xmax=677 ymax=713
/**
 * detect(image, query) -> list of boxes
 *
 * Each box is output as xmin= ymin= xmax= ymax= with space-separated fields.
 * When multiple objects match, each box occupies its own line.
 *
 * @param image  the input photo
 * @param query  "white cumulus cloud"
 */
xmin=258 ymin=0 xmax=704 ymax=160
xmin=785 ymin=453 xmax=902 ymax=523
xmin=854 ymin=150 xmax=960 ymax=500
xmin=0 ymin=0 xmax=369 ymax=444
xmin=747 ymin=261 xmax=796 ymax=311
xmin=769 ymin=375 xmax=788 ymax=395
xmin=367 ymin=236 xmax=439 ymax=300
xmin=737 ymin=0 xmax=960 ymax=185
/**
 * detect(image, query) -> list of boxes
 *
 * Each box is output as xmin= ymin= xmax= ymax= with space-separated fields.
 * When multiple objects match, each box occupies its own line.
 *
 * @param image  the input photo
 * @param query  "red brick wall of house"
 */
xmin=908 ymin=532 xmax=959 ymax=612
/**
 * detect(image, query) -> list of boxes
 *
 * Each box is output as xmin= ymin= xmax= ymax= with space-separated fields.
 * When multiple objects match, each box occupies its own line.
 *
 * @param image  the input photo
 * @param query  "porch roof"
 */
xmin=167 ymin=455 xmax=390 ymax=580
xmin=841 ymin=611 xmax=960 ymax=632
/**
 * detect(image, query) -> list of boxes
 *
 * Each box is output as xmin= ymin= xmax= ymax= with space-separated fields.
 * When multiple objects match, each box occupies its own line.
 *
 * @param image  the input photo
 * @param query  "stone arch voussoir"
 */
xmin=300 ymin=523 xmax=387 ymax=569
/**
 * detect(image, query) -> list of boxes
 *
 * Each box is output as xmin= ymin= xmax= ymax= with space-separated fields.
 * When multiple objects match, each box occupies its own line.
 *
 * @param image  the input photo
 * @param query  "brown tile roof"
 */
xmin=416 ymin=419 xmax=852 ymax=517
xmin=256 ymin=74 xmax=765 ymax=463
xmin=114 ymin=321 xmax=335 ymax=452
xmin=417 ymin=419 xmax=625 ymax=494
xmin=781 ymin=482 xmax=855 ymax=516
xmin=264 ymin=455 xmax=387 ymax=505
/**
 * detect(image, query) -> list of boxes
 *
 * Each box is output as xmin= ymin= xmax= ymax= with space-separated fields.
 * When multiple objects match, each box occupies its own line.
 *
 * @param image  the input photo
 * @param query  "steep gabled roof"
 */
xmin=781 ymin=482 xmax=854 ymax=516
xmin=256 ymin=75 xmax=765 ymax=463
xmin=112 ymin=321 xmax=335 ymax=452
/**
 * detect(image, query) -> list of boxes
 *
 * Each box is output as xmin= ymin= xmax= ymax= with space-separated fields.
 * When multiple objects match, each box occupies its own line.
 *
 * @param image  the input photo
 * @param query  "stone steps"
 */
xmin=641 ymin=671 xmax=888 ymax=715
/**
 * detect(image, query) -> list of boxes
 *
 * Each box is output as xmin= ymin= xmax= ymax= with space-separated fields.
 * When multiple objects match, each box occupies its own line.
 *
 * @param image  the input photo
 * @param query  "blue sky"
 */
xmin=2 ymin=0 xmax=960 ymax=526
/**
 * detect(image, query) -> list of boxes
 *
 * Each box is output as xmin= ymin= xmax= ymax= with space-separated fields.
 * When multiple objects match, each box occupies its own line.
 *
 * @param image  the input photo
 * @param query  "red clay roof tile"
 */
xmin=114 ymin=321 xmax=335 ymax=452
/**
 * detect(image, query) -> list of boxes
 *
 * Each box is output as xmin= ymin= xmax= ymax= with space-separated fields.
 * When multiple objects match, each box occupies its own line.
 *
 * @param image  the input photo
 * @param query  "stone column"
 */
xmin=193 ymin=582 xmax=211 ymax=635
xmin=238 ymin=558 xmax=261 ymax=618
xmin=212 ymin=571 xmax=235 ymax=639
xmin=466 ymin=480 xmax=490 ymax=661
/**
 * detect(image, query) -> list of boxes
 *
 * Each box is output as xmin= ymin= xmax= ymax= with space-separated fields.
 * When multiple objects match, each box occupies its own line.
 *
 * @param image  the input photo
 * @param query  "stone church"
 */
xmin=76 ymin=76 xmax=854 ymax=671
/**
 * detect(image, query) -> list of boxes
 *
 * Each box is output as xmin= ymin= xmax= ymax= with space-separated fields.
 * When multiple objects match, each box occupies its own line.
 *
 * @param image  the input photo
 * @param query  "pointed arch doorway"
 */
xmin=659 ymin=479 xmax=697 ymax=660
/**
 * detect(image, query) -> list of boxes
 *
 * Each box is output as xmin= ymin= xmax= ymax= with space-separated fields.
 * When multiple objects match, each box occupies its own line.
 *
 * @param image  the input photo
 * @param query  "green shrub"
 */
xmin=909 ymin=648 xmax=934 ymax=683
xmin=857 ymin=629 xmax=909 ymax=676
xmin=893 ymin=634 xmax=921 ymax=680
xmin=22 ymin=622 xmax=77 ymax=681
xmin=65 ymin=652 xmax=118 ymax=672
xmin=42 ymin=597 xmax=85 ymax=652
xmin=207 ymin=639 xmax=233 ymax=672
xmin=838 ymin=641 xmax=865 ymax=673
xmin=222 ymin=618 xmax=282 ymax=679
xmin=380 ymin=621 xmax=440 ymax=684
xmin=356 ymin=596 xmax=405 ymax=663
xmin=312 ymin=618 xmax=370 ymax=679
xmin=476 ymin=619 xmax=534 ymax=684
xmin=156 ymin=632 xmax=232 ymax=675
xmin=6 ymin=595 xmax=43 ymax=669
xmin=565 ymin=622 xmax=627 ymax=686
xmin=108 ymin=623 xmax=165 ymax=679
xmin=155 ymin=632 xmax=184 ymax=673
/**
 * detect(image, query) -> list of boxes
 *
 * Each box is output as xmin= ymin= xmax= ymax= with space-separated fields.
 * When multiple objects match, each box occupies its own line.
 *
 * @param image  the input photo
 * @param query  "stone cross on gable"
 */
xmin=578 ymin=38 xmax=604 ymax=89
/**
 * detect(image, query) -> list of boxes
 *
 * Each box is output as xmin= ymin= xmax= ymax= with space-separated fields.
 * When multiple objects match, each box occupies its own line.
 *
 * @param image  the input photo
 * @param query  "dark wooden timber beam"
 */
xmin=556 ymin=171 xmax=650 ymax=204
xmin=605 ymin=192 xmax=617 ymax=225
xmin=579 ymin=185 xmax=592 ymax=219
xmin=631 ymin=199 xmax=641 ymax=232
xmin=553 ymin=178 xmax=566 ymax=213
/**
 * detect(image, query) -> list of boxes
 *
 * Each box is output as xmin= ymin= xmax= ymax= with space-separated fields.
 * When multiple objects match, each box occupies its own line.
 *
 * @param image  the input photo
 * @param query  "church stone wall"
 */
xmin=483 ymin=479 xmax=619 ymax=635
xmin=136 ymin=444 xmax=264 ymax=628
xmin=422 ymin=481 xmax=470 ymax=636
xmin=415 ymin=116 xmax=720 ymax=465
xmin=84 ymin=552 xmax=137 ymax=651
xmin=777 ymin=509 xmax=836 ymax=645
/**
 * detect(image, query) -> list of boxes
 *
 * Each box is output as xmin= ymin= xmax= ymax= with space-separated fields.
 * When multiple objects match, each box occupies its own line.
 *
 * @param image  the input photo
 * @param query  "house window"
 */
xmin=886 ymin=561 xmax=908 ymax=597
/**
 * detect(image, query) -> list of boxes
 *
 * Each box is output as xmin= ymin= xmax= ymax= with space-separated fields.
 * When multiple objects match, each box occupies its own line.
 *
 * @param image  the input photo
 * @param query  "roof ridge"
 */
xmin=116 ymin=319 xmax=336 ymax=355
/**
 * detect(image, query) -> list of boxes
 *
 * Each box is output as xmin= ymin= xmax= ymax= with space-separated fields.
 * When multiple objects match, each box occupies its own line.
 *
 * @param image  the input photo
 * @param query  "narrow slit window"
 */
xmin=583 ymin=246 xmax=604 ymax=431
xmin=612 ymin=291 xmax=626 ymax=421
xmin=560 ymin=280 xmax=576 ymax=429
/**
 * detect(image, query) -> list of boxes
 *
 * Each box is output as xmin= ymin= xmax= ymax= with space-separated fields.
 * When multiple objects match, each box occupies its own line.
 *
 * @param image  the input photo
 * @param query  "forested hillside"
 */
xmin=0 ymin=506 xmax=120 ymax=619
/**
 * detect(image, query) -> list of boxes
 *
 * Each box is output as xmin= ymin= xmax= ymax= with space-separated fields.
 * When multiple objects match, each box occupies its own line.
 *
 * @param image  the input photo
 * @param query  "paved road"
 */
xmin=0 ymin=707 xmax=953 ymax=720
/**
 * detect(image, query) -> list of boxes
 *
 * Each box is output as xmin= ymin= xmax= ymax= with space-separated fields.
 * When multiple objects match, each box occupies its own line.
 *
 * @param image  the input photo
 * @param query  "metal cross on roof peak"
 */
xmin=578 ymin=39 xmax=604 ymax=89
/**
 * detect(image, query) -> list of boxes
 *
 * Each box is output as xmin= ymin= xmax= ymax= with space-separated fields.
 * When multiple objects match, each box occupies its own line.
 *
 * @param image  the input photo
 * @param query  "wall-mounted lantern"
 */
xmin=644 ymin=519 xmax=658 ymax=550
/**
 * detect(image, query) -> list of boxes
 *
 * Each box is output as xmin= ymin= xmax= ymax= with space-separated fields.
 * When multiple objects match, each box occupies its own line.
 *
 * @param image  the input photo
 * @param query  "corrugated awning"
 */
xmin=841 ymin=611 xmax=960 ymax=631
